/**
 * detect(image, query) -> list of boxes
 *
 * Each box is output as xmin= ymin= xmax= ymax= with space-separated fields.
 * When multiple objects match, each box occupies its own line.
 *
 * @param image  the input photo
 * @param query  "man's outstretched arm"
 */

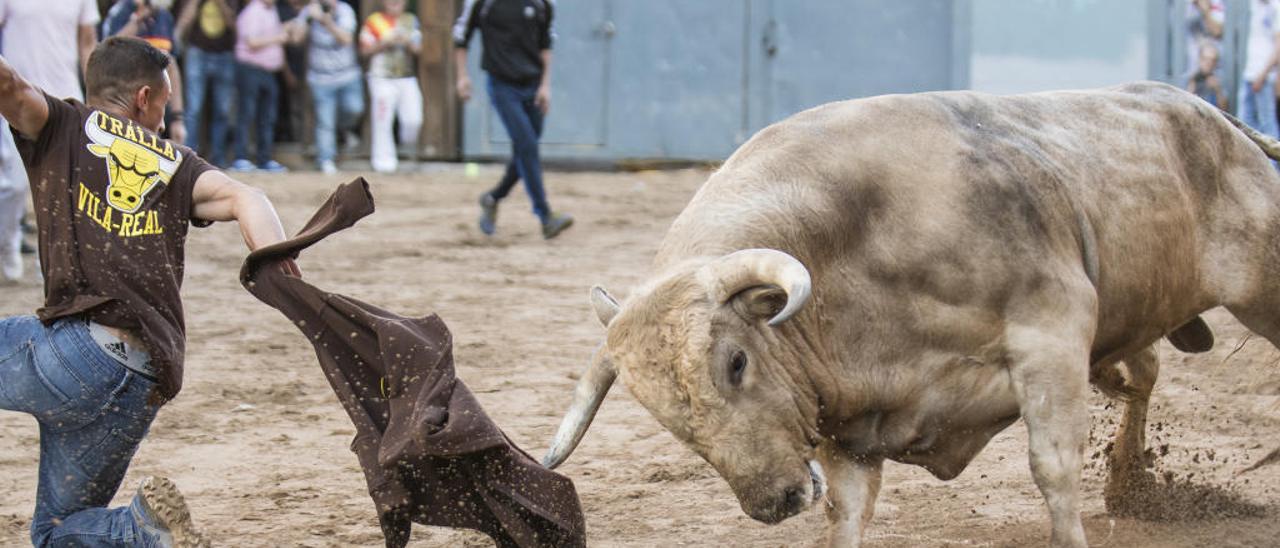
xmin=192 ymin=170 xmax=300 ymax=275
xmin=0 ymin=55 xmax=49 ymax=139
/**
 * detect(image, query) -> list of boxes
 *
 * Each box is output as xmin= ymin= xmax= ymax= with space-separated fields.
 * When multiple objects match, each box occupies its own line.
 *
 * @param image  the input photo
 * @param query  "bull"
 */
xmin=542 ymin=82 xmax=1280 ymax=547
xmin=85 ymin=112 xmax=178 ymax=213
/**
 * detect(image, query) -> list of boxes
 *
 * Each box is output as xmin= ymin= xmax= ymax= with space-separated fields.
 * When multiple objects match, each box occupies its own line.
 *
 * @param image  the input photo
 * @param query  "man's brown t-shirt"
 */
xmin=15 ymin=94 xmax=215 ymax=401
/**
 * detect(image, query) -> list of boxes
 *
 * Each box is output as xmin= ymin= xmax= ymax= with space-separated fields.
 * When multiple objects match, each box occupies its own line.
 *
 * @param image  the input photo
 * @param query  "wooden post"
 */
xmin=417 ymin=0 xmax=460 ymax=160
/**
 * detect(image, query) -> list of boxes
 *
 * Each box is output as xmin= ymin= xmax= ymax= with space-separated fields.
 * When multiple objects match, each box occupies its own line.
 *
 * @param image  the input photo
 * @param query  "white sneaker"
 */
xmin=319 ymin=160 xmax=338 ymax=175
xmin=1 ymin=241 xmax=20 ymax=282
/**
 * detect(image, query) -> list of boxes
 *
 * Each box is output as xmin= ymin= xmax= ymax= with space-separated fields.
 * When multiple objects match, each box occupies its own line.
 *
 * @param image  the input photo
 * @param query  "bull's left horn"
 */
xmin=542 ymin=344 xmax=617 ymax=469
xmin=701 ymin=248 xmax=812 ymax=326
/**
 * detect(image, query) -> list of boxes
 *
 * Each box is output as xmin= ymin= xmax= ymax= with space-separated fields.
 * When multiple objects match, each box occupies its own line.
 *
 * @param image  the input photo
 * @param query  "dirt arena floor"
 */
xmin=4 ymin=166 xmax=1280 ymax=547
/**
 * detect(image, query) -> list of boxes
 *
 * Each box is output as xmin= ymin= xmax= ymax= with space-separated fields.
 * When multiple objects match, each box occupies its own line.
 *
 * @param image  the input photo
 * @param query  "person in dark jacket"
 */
xmin=453 ymin=0 xmax=573 ymax=240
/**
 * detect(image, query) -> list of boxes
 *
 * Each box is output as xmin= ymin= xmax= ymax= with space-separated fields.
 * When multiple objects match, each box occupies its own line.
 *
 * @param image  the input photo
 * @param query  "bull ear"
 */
xmin=732 ymin=286 xmax=789 ymax=321
xmin=590 ymin=285 xmax=620 ymax=327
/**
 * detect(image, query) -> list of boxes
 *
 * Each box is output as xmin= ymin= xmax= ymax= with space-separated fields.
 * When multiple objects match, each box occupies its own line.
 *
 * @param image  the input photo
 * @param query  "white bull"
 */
xmin=542 ymin=82 xmax=1280 ymax=546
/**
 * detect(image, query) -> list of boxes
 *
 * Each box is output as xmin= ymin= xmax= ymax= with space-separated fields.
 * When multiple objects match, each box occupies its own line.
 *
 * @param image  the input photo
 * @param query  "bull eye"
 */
xmin=729 ymin=351 xmax=748 ymax=387
xmin=127 ymin=196 xmax=137 ymax=203
xmin=112 ymin=190 xmax=121 ymax=198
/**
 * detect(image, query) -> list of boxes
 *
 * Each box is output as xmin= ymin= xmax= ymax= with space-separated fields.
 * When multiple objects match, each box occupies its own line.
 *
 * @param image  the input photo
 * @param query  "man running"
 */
xmin=0 ymin=36 xmax=295 ymax=547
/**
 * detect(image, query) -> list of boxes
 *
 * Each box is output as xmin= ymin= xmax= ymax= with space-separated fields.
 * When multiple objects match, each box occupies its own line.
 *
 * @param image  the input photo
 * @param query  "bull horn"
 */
xmin=590 ymin=285 xmax=620 ymax=327
xmin=700 ymin=248 xmax=812 ymax=326
xmin=542 ymin=344 xmax=617 ymax=469
xmin=84 ymin=112 xmax=115 ymax=148
xmin=156 ymin=150 xmax=180 ymax=183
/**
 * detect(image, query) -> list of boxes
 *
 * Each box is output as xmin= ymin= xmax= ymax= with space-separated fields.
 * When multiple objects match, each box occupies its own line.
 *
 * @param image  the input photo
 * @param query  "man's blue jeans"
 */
xmin=309 ymin=77 xmax=365 ymax=165
xmin=183 ymin=46 xmax=236 ymax=167
xmin=486 ymin=76 xmax=550 ymax=221
xmin=1238 ymin=75 xmax=1280 ymax=140
xmin=234 ymin=64 xmax=280 ymax=167
xmin=0 ymin=316 xmax=161 ymax=547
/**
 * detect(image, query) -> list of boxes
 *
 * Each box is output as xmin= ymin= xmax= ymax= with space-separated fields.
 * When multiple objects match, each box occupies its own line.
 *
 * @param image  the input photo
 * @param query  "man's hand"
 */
xmin=1253 ymin=74 xmax=1267 ymax=93
xmin=0 ymin=55 xmax=49 ymax=139
xmin=132 ymin=3 xmax=154 ymax=24
xmin=535 ymin=84 xmax=551 ymax=114
xmin=280 ymin=259 xmax=302 ymax=277
xmin=168 ymin=119 xmax=187 ymax=144
xmin=456 ymin=76 xmax=472 ymax=102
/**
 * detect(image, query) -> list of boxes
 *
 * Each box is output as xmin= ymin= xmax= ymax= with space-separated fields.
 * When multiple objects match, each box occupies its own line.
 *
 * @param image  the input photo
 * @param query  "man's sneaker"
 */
xmin=258 ymin=160 xmax=289 ymax=173
xmin=131 ymin=476 xmax=210 ymax=548
xmin=229 ymin=159 xmax=257 ymax=172
xmin=319 ymin=160 xmax=338 ymax=175
xmin=541 ymin=212 xmax=574 ymax=240
xmin=478 ymin=193 xmax=498 ymax=235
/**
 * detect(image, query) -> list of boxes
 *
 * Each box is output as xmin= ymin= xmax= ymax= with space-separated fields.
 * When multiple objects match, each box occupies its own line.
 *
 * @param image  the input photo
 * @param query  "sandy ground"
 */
xmin=3 ymin=166 xmax=1280 ymax=547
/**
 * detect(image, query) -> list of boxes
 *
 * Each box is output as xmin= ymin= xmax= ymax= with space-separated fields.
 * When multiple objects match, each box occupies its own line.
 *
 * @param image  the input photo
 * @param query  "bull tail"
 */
xmin=1222 ymin=111 xmax=1280 ymax=161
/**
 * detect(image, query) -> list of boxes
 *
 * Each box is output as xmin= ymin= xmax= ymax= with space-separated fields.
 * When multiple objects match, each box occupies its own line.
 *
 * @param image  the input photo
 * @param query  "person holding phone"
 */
xmin=288 ymin=0 xmax=363 ymax=174
xmin=103 ymin=0 xmax=187 ymax=143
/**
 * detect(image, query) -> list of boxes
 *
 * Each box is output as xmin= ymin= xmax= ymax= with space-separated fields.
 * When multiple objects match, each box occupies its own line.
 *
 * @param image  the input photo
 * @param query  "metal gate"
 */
xmin=461 ymin=0 xmax=1172 ymax=162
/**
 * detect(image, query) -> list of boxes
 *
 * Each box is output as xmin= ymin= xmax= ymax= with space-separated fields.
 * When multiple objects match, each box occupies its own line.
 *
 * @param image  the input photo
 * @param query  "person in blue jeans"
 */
xmin=453 ymin=0 xmax=573 ymax=239
xmin=1240 ymin=0 xmax=1280 ymax=144
xmin=176 ymin=0 xmax=240 ymax=167
xmin=0 ymin=36 xmax=295 ymax=546
xmin=289 ymin=0 xmax=364 ymax=174
xmin=230 ymin=0 xmax=291 ymax=173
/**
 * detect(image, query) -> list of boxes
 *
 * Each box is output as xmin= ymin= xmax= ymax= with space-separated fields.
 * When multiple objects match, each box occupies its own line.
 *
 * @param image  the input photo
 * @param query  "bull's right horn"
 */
xmin=701 ymin=248 xmax=812 ymax=326
xmin=590 ymin=285 xmax=621 ymax=327
xmin=542 ymin=344 xmax=617 ymax=469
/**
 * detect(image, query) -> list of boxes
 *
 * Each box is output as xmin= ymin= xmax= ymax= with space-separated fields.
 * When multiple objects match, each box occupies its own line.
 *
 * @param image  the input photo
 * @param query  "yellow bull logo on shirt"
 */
xmin=84 ymin=111 xmax=181 ymax=213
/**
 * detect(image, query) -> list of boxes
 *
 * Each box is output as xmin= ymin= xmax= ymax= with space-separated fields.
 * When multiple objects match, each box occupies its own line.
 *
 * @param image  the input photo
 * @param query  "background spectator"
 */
xmin=359 ymin=0 xmax=422 ymax=174
xmin=291 ymin=0 xmax=363 ymax=174
xmin=454 ymin=0 xmax=573 ymax=240
xmin=177 ymin=0 xmax=239 ymax=167
xmin=232 ymin=0 xmax=290 ymax=172
xmin=1239 ymin=0 xmax=1280 ymax=139
xmin=102 ymin=0 xmax=187 ymax=143
xmin=1186 ymin=0 xmax=1225 ymax=80
xmin=0 ymin=0 xmax=100 ymax=283
xmin=276 ymin=0 xmax=308 ymax=144
xmin=1188 ymin=41 xmax=1229 ymax=110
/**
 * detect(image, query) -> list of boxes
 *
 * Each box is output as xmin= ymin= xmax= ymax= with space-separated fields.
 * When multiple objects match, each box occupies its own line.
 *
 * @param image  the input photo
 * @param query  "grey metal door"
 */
xmin=462 ymin=0 xmax=612 ymax=156
xmin=605 ymin=0 xmax=750 ymax=159
xmin=748 ymin=0 xmax=962 ymax=133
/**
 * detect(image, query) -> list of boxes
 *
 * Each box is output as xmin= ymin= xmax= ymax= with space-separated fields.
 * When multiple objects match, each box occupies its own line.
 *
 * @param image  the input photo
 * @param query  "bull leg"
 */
xmin=817 ymin=444 xmax=882 ymax=547
xmin=1102 ymin=347 xmax=1159 ymax=513
xmin=1006 ymin=324 xmax=1091 ymax=548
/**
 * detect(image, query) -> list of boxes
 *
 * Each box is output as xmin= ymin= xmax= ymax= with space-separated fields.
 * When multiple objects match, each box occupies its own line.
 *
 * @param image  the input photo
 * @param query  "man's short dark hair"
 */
xmin=85 ymin=37 xmax=171 ymax=102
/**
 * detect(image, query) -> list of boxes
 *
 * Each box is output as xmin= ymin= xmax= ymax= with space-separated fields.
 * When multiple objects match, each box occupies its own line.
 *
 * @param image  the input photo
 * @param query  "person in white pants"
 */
xmin=0 ymin=120 xmax=28 ymax=283
xmin=358 ymin=0 xmax=422 ymax=174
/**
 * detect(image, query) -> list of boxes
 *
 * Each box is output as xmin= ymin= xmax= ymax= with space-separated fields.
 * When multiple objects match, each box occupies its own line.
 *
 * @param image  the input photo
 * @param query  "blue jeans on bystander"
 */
xmin=234 ymin=64 xmax=280 ymax=168
xmin=1238 ymin=74 xmax=1280 ymax=140
xmin=0 ymin=316 xmax=161 ymax=547
xmin=309 ymin=77 xmax=365 ymax=166
xmin=485 ymin=76 xmax=550 ymax=221
xmin=183 ymin=47 xmax=236 ymax=167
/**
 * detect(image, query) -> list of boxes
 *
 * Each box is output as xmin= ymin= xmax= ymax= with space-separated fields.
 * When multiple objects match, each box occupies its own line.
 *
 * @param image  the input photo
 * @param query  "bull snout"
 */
xmin=740 ymin=460 xmax=827 ymax=524
xmin=108 ymin=187 xmax=142 ymax=211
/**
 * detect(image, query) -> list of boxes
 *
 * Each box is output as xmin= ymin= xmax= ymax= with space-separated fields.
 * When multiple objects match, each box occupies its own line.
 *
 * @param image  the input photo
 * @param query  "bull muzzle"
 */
xmin=743 ymin=460 xmax=827 ymax=524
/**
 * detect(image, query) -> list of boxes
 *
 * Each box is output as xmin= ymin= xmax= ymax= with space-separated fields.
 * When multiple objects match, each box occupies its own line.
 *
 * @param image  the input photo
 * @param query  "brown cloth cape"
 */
xmin=238 ymin=179 xmax=586 ymax=548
